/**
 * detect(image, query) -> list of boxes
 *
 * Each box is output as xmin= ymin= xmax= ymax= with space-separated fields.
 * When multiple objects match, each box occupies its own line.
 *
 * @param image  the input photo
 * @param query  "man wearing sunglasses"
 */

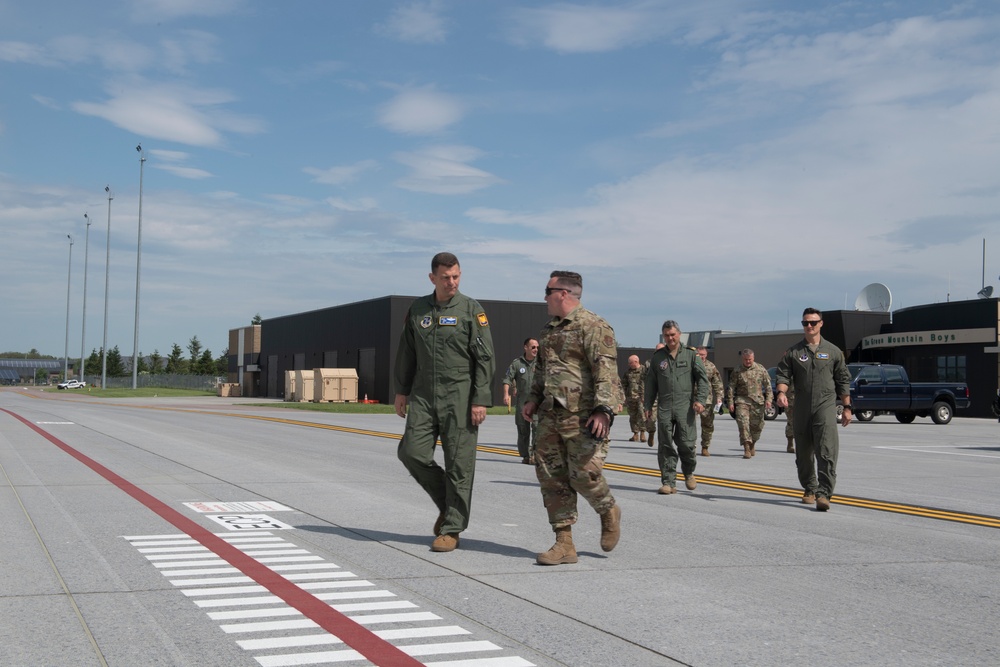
xmin=523 ymin=271 xmax=623 ymax=565
xmin=502 ymin=338 xmax=540 ymax=464
xmin=775 ymin=308 xmax=853 ymax=511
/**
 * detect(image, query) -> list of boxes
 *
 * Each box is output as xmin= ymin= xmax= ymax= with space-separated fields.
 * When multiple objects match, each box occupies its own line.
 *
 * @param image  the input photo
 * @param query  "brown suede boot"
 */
xmin=599 ymin=504 xmax=621 ymax=552
xmin=786 ymin=437 xmax=795 ymax=454
xmin=536 ymin=526 xmax=577 ymax=565
xmin=629 ymin=432 xmax=638 ymax=442
xmin=701 ymin=446 xmax=710 ymax=457
xmin=639 ymin=431 xmax=646 ymax=442
xmin=742 ymin=443 xmax=752 ymax=459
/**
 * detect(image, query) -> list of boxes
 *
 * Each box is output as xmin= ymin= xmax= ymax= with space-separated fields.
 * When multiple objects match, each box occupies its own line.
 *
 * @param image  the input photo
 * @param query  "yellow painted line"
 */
xmin=23 ymin=393 xmax=1000 ymax=529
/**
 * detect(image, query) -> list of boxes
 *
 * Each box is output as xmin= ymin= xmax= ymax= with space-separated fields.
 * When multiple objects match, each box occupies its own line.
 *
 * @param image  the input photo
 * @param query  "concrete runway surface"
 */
xmin=1 ymin=388 xmax=998 ymax=667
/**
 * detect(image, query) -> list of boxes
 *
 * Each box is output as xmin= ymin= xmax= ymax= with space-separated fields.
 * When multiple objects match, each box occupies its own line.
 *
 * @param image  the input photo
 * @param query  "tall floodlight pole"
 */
xmin=132 ymin=145 xmax=146 ymax=389
xmin=102 ymin=186 xmax=113 ymax=389
xmin=80 ymin=213 xmax=92 ymax=384
xmin=64 ymin=234 xmax=74 ymax=380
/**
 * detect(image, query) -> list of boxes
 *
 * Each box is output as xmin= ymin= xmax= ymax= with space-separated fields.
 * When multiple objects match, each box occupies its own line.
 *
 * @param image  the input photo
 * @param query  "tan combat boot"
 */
xmin=700 ymin=446 xmax=710 ymax=457
xmin=639 ymin=431 xmax=646 ymax=442
xmin=786 ymin=437 xmax=795 ymax=453
xmin=599 ymin=504 xmax=622 ymax=552
xmin=742 ymin=443 xmax=752 ymax=459
xmin=629 ymin=432 xmax=638 ymax=442
xmin=536 ymin=526 xmax=577 ymax=565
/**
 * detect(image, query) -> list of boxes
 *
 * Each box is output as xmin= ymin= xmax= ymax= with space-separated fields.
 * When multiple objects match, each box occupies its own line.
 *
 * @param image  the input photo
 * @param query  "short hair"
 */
xmin=802 ymin=307 xmax=822 ymax=319
xmin=741 ymin=348 xmax=755 ymax=357
xmin=431 ymin=252 xmax=460 ymax=272
xmin=661 ymin=320 xmax=681 ymax=332
xmin=550 ymin=270 xmax=583 ymax=296
xmin=696 ymin=346 xmax=708 ymax=352
xmin=523 ymin=337 xmax=538 ymax=347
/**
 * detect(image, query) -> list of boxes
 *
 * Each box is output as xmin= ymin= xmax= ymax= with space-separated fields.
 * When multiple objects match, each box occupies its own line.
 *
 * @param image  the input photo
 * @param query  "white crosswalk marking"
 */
xmin=124 ymin=531 xmax=535 ymax=666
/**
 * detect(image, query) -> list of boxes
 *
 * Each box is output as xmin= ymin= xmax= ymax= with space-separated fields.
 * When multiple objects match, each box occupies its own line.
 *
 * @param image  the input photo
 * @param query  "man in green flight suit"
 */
xmin=644 ymin=320 xmax=709 ymax=495
xmin=775 ymin=307 xmax=852 ymax=511
xmin=394 ymin=252 xmax=495 ymax=552
xmin=502 ymin=338 xmax=539 ymax=465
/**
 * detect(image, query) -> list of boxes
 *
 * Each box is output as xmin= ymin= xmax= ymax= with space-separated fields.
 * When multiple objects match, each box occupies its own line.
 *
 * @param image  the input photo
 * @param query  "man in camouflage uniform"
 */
xmin=502 ymin=338 xmax=539 ymax=464
xmin=621 ymin=355 xmax=646 ymax=442
xmin=727 ymin=348 xmax=773 ymax=459
xmin=394 ymin=252 xmax=495 ymax=553
xmin=695 ymin=346 xmax=724 ymax=456
xmin=523 ymin=270 xmax=622 ymax=566
xmin=644 ymin=321 xmax=709 ymax=494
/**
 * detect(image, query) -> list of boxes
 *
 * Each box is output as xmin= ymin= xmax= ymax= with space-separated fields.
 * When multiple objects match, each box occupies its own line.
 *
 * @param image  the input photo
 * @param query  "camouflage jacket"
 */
xmin=529 ymin=305 xmax=622 ymax=413
xmin=701 ymin=359 xmax=724 ymax=404
xmin=726 ymin=361 xmax=774 ymax=406
xmin=621 ymin=367 xmax=645 ymax=404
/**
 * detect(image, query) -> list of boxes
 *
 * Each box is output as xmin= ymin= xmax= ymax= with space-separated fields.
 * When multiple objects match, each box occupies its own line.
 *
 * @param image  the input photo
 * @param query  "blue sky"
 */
xmin=2 ymin=0 xmax=998 ymax=362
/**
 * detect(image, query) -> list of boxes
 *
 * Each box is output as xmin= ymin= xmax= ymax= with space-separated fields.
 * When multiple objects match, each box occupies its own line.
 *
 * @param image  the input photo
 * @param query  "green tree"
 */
xmin=148 ymin=349 xmax=163 ymax=375
xmin=106 ymin=346 xmax=127 ymax=377
xmin=215 ymin=348 xmax=229 ymax=376
xmin=84 ymin=349 xmax=102 ymax=376
xmin=165 ymin=344 xmax=186 ymax=374
xmin=187 ymin=336 xmax=203 ymax=375
xmin=194 ymin=349 xmax=215 ymax=375
xmin=252 ymin=313 xmax=262 ymax=325
xmin=136 ymin=353 xmax=151 ymax=375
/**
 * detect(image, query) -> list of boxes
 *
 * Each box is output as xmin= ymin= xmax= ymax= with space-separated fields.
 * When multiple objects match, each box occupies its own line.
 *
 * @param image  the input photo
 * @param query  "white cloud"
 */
xmin=378 ymin=88 xmax=465 ymax=135
xmin=378 ymin=1 xmax=448 ymax=44
xmin=326 ymin=197 xmax=378 ymax=212
xmin=304 ymin=160 xmax=378 ymax=186
xmin=509 ymin=4 xmax=655 ymax=53
xmin=394 ymin=145 xmax=502 ymax=195
xmin=129 ymin=0 xmax=244 ymax=23
xmin=72 ymin=81 xmax=264 ymax=147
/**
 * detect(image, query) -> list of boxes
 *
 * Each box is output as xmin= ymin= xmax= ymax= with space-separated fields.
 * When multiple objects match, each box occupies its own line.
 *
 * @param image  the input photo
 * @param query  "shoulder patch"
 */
xmin=477 ymin=312 xmax=489 ymax=327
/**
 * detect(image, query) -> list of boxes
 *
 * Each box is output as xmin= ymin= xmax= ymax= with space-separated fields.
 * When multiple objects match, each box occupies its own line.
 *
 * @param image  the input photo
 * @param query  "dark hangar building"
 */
xmin=257 ymin=296 xmax=550 ymax=404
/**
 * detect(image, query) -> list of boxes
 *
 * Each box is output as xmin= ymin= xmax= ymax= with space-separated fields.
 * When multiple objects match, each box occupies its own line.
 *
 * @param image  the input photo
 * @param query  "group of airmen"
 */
xmin=393 ymin=253 xmax=851 ymax=565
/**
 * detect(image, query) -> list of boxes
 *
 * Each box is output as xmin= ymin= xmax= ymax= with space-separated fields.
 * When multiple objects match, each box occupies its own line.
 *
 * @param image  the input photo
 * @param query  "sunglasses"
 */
xmin=545 ymin=287 xmax=570 ymax=296
xmin=801 ymin=320 xmax=822 ymax=327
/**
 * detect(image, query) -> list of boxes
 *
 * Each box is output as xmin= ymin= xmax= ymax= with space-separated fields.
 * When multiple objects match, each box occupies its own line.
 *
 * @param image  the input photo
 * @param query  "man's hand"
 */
xmin=471 ymin=405 xmax=487 ymax=427
xmin=693 ymin=401 xmax=705 ymax=415
xmin=503 ymin=394 xmax=511 ymax=408
xmin=394 ymin=393 xmax=408 ymax=418
xmin=841 ymin=408 xmax=852 ymax=427
xmin=586 ymin=411 xmax=610 ymax=439
xmin=522 ymin=401 xmax=537 ymax=421
xmin=776 ymin=393 xmax=789 ymax=409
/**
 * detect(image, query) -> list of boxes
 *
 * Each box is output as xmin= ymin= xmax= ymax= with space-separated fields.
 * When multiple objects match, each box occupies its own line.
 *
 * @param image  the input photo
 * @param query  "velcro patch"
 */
xmin=477 ymin=312 xmax=489 ymax=327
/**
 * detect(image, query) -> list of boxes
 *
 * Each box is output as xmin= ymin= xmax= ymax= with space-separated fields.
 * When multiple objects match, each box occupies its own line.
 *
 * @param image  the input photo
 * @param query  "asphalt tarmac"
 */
xmin=1 ymin=388 xmax=998 ymax=667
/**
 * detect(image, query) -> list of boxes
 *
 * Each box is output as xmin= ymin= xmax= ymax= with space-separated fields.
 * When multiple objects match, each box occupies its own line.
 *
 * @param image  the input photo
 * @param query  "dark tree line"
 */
xmin=82 ymin=336 xmax=228 ymax=377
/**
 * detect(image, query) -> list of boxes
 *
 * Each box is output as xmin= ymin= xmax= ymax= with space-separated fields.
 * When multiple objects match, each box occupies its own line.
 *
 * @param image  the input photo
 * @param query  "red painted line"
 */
xmin=1 ymin=408 xmax=424 ymax=667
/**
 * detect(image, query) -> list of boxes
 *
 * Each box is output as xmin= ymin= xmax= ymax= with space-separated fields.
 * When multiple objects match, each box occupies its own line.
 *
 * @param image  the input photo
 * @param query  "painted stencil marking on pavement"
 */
xmin=185 ymin=501 xmax=294 ymax=513
xmin=205 ymin=514 xmax=296 ymax=531
xmin=125 ymin=531 xmax=536 ymax=667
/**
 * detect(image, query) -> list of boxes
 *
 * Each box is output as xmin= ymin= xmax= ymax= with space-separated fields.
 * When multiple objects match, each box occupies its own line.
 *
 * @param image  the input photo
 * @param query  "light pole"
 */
xmin=132 ymin=145 xmax=145 ymax=389
xmin=102 ymin=186 xmax=112 ymax=389
xmin=80 ymin=213 xmax=92 ymax=385
xmin=64 ymin=234 xmax=74 ymax=380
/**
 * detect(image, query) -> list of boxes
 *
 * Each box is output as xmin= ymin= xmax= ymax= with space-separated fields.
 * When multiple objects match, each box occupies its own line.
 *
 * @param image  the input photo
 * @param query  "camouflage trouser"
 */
xmin=734 ymin=401 xmax=765 ymax=445
xmin=625 ymin=399 xmax=644 ymax=434
xmin=645 ymin=399 xmax=657 ymax=436
xmin=699 ymin=408 xmax=716 ymax=448
xmin=535 ymin=407 xmax=615 ymax=529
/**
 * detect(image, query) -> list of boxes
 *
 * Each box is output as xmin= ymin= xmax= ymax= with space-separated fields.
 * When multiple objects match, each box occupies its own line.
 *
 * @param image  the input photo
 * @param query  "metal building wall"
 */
xmin=260 ymin=295 xmax=550 ymax=405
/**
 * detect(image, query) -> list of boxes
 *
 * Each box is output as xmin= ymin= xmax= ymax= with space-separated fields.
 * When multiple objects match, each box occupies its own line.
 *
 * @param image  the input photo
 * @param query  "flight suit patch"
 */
xmin=817 ymin=353 xmax=830 ymax=359
xmin=420 ymin=315 xmax=433 ymax=328
xmin=477 ymin=312 xmax=489 ymax=327
xmin=439 ymin=316 xmax=458 ymax=326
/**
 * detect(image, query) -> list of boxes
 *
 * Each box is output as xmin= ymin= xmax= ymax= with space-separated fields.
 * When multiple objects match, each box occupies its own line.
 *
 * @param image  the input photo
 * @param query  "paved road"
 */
xmin=2 ymin=388 xmax=998 ymax=666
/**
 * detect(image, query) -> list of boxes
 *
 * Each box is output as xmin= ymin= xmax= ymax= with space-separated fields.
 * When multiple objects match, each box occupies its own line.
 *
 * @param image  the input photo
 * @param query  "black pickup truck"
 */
xmin=848 ymin=363 xmax=970 ymax=425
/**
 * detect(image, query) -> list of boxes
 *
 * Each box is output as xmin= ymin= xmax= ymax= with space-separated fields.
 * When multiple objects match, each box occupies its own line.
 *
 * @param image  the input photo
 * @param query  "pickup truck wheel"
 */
xmin=855 ymin=409 xmax=875 ymax=422
xmin=895 ymin=412 xmax=916 ymax=424
xmin=764 ymin=404 xmax=777 ymax=420
xmin=930 ymin=401 xmax=953 ymax=425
